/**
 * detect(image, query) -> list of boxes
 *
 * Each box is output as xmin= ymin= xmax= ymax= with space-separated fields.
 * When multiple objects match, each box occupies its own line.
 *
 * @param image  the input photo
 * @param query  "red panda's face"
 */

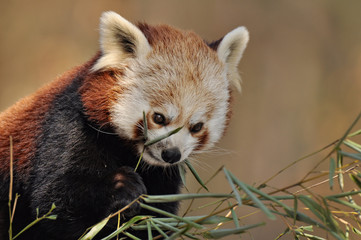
xmin=90 ymin=12 xmax=249 ymax=167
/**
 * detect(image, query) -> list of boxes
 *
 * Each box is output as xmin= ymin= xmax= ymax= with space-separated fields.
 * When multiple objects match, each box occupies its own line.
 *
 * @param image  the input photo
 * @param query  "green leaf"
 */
xmin=343 ymin=139 xmax=361 ymax=153
xmin=224 ymin=169 xmax=276 ymax=220
xmin=79 ymin=218 xmax=109 ymax=240
xmin=101 ymin=216 xmax=147 ymax=240
xmin=298 ymin=196 xmax=326 ymax=222
xmin=166 ymin=227 xmax=189 ymax=240
xmin=140 ymin=203 xmax=204 ymax=229
xmin=223 ymin=168 xmax=243 ymax=206
xmin=152 ymin=218 xmax=179 ymax=232
xmin=46 ymin=215 xmax=57 ymax=220
xmin=298 ymin=196 xmax=342 ymax=238
xmin=338 ymin=151 xmax=361 ymax=161
xmin=277 ymin=208 xmax=322 ymax=227
xmin=178 ymin=163 xmax=187 ymax=188
xmin=325 ymin=190 xmax=361 ymax=199
xmin=143 ymin=193 xmax=232 ymax=203
xmin=294 ymin=231 xmax=326 ymax=240
xmin=329 ymin=158 xmax=335 ymax=190
xmin=123 ymin=231 xmax=141 ymax=240
xmin=296 ymin=225 xmax=314 ymax=232
xmin=198 ymin=215 xmax=232 ymax=225
xmin=337 ymin=151 xmax=344 ymax=191
xmin=229 ymin=203 xmax=240 ymax=228
xmin=327 ymin=197 xmax=361 ymax=211
xmin=348 ymin=128 xmax=361 ymax=137
xmin=293 ymin=197 xmax=298 ymax=225
xmin=140 ymin=215 xmax=232 ymax=226
xmin=298 ymin=196 xmax=325 ymax=221
xmin=246 ymin=183 xmax=290 ymax=210
xmin=151 ymin=219 xmax=197 ymax=239
xmin=144 ymin=126 xmax=183 ymax=147
xmin=349 ymin=174 xmax=361 ymax=189
xmin=149 ymin=220 xmax=168 ymax=238
xmin=352 ymin=227 xmax=361 ymax=235
xmin=185 ymin=160 xmax=209 ymax=191
xmin=203 ymin=222 xmax=265 ymax=239
xmin=146 ymin=221 xmax=153 ymax=240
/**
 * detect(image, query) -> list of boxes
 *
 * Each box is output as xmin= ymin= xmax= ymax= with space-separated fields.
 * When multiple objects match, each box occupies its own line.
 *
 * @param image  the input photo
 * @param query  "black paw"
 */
xmin=108 ymin=166 xmax=147 ymax=217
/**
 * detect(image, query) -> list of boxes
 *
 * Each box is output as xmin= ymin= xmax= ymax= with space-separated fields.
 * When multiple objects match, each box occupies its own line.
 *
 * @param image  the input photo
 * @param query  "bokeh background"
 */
xmin=1 ymin=0 xmax=361 ymax=239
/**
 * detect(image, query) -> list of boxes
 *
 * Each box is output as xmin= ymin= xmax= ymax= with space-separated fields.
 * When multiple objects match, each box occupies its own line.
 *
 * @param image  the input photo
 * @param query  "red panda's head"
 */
xmin=88 ymin=11 xmax=249 ymax=167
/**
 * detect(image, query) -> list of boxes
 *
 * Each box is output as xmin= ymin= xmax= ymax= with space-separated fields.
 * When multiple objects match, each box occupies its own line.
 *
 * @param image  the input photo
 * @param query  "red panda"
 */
xmin=0 ymin=11 xmax=248 ymax=239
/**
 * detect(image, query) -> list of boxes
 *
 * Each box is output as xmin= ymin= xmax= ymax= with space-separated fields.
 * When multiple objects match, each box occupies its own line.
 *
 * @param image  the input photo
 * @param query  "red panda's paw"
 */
xmin=108 ymin=166 xmax=147 ymax=217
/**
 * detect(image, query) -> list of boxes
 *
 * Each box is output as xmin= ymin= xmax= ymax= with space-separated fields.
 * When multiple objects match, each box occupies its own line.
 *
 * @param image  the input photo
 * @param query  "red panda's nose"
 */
xmin=161 ymin=147 xmax=181 ymax=164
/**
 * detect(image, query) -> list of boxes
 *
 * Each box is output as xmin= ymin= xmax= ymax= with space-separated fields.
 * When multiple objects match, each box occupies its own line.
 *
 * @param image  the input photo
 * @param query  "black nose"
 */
xmin=161 ymin=147 xmax=181 ymax=164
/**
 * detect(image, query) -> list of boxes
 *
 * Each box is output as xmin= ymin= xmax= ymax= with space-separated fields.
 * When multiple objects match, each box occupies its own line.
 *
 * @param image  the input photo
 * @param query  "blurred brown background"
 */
xmin=1 ymin=0 xmax=361 ymax=239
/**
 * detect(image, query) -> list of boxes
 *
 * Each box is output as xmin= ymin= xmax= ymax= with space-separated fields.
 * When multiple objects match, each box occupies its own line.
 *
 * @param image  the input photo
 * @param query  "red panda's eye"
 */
xmin=153 ymin=113 xmax=166 ymax=125
xmin=190 ymin=122 xmax=203 ymax=133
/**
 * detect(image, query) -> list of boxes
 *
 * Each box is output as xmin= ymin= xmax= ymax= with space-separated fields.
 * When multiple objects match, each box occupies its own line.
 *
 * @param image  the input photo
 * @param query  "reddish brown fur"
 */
xmin=0 ymin=56 xmax=97 ymax=179
xmin=80 ymin=69 xmax=124 ymax=125
xmin=194 ymin=130 xmax=209 ymax=151
xmin=224 ymin=89 xmax=234 ymax=137
xmin=138 ymin=23 xmax=213 ymax=55
xmin=133 ymin=119 xmax=144 ymax=140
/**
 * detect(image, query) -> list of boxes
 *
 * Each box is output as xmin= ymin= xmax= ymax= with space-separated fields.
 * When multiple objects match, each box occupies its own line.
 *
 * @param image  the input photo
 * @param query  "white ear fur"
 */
xmin=217 ymin=27 xmax=249 ymax=92
xmin=92 ymin=11 xmax=151 ymax=72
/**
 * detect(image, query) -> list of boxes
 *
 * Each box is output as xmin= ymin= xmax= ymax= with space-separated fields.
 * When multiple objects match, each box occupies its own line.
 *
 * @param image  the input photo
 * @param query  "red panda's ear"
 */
xmin=217 ymin=27 xmax=249 ymax=92
xmin=92 ymin=11 xmax=151 ymax=72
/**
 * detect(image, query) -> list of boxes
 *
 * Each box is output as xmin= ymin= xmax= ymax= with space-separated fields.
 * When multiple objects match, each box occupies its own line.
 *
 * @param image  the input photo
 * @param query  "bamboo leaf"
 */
xmin=343 ymin=139 xmax=361 ymax=153
xmin=149 ymin=220 xmax=168 ymax=238
xmin=140 ymin=215 xmax=232 ymax=225
xmin=296 ymin=225 xmax=314 ymax=232
xmin=152 ymin=218 xmax=179 ymax=232
xmin=349 ymin=174 xmax=361 ymax=189
xmin=293 ymin=197 xmax=298 ymax=225
xmin=246 ymin=183 xmax=290 ymax=210
xmin=325 ymin=190 xmax=361 ymax=199
xmin=198 ymin=215 xmax=232 ymax=225
xmin=327 ymin=197 xmax=361 ymax=211
xmin=46 ymin=215 xmax=57 ymax=220
xmin=348 ymin=128 xmax=361 ymax=137
xmin=203 ymin=222 xmax=265 ymax=239
xmin=101 ymin=216 xmax=147 ymax=240
xmin=151 ymin=219 xmax=197 ymax=239
xmin=337 ymin=151 xmax=344 ymax=191
xmin=139 ymin=203 xmax=204 ymax=229
xmin=224 ymin=169 xmax=276 ymax=220
xmin=143 ymin=193 xmax=232 ymax=203
xmin=122 ymin=231 xmax=141 ymax=240
xmin=178 ymin=163 xmax=187 ymax=188
xmin=13 ymin=204 xmax=57 ymax=239
xmin=80 ymin=218 xmax=109 ymax=240
xmin=275 ymin=208 xmax=322 ymax=227
xmin=185 ymin=160 xmax=209 ymax=191
xmin=144 ymin=126 xmax=183 ymax=147
xmin=294 ymin=231 xmax=326 ymax=240
xmin=329 ymin=158 xmax=335 ymax=190
xmin=147 ymin=221 xmax=153 ymax=240
xmin=223 ymin=168 xmax=243 ymax=206
xmin=166 ymin=227 xmax=189 ymax=240
xmin=338 ymin=151 xmax=361 ymax=161
xmin=352 ymin=227 xmax=361 ymax=235
xmin=298 ymin=197 xmax=346 ymax=239
xmin=298 ymin=196 xmax=324 ymax=222
xmin=229 ymin=203 xmax=240 ymax=228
